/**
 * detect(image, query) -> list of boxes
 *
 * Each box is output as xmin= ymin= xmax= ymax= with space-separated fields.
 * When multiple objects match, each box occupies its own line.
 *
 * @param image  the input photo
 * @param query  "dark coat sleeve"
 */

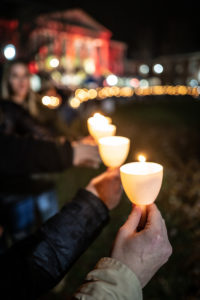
xmin=0 ymin=189 xmax=109 ymax=299
xmin=0 ymin=132 xmax=73 ymax=175
xmin=0 ymin=101 xmax=54 ymax=140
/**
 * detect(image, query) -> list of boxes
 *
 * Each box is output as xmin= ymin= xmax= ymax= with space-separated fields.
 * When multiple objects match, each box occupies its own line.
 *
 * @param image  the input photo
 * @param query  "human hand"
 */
xmin=80 ymin=135 xmax=97 ymax=146
xmin=86 ymin=168 xmax=122 ymax=210
xmin=57 ymin=136 xmax=67 ymax=145
xmin=72 ymin=139 xmax=100 ymax=168
xmin=111 ymin=204 xmax=172 ymax=287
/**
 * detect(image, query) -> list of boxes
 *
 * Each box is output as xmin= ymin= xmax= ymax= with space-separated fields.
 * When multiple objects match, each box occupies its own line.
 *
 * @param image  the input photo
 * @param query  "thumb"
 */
xmin=121 ymin=205 xmax=142 ymax=234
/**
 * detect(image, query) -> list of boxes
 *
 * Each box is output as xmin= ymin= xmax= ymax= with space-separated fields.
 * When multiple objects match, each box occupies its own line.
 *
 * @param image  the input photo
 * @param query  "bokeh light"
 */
xmin=49 ymin=57 xmax=59 ymax=68
xmin=42 ymin=95 xmax=61 ymax=108
xmin=83 ymin=58 xmax=96 ymax=74
xmin=139 ymin=64 xmax=149 ymax=75
xmin=153 ymin=64 xmax=164 ymax=74
xmin=3 ymin=44 xmax=16 ymax=60
xmin=189 ymin=79 xmax=198 ymax=87
xmin=130 ymin=78 xmax=140 ymax=88
xmin=140 ymin=79 xmax=149 ymax=88
xmin=106 ymin=74 xmax=118 ymax=86
xmin=30 ymin=74 xmax=41 ymax=92
xmin=69 ymin=97 xmax=81 ymax=109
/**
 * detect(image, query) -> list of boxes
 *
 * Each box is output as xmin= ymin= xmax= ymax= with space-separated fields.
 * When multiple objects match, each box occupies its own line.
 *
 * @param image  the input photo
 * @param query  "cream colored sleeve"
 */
xmin=73 ymin=257 xmax=143 ymax=300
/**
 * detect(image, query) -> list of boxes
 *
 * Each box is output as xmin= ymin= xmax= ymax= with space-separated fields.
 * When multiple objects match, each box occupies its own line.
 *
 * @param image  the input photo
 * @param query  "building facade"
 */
xmin=0 ymin=9 xmax=127 ymax=77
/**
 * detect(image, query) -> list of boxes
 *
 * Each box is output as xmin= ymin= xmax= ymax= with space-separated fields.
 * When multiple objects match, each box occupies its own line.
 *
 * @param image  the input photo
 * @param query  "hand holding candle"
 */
xmin=120 ymin=154 xmax=163 ymax=229
xmin=72 ymin=139 xmax=101 ymax=168
xmin=86 ymin=168 xmax=122 ymax=210
xmin=111 ymin=204 xmax=172 ymax=288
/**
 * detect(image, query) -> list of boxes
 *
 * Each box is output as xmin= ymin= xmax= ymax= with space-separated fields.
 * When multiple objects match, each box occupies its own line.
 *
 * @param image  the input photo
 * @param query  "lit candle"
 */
xmin=98 ymin=136 xmax=130 ymax=168
xmin=120 ymin=154 xmax=163 ymax=229
xmin=87 ymin=113 xmax=116 ymax=142
xmin=93 ymin=113 xmax=112 ymax=124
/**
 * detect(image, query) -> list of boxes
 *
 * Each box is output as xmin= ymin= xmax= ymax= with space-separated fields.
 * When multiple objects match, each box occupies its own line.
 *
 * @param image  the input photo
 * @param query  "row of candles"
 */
xmin=87 ymin=113 xmax=163 ymax=227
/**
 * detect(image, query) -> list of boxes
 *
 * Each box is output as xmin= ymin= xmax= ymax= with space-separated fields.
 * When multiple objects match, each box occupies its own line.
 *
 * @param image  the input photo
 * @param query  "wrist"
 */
xmin=94 ymin=257 xmax=143 ymax=298
xmin=111 ymin=253 xmax=144 ymax=288
xmin=85 ymin=183 xmax=99 ymax=198
xmin=85 ymin=183 xmax=111 ymax=210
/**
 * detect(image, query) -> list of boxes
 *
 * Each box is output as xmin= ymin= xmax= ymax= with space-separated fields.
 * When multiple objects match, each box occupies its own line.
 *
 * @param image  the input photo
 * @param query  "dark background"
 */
xmin=1 ymin=0 xmax=200 ymax=58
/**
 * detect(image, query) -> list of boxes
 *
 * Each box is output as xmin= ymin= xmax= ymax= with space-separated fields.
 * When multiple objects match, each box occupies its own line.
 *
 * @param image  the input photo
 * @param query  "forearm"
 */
xmin=33 ymin=189 xmax=109 ymax=282
xmin=0 ymin=133 xmax=73 ymax=175
xmin=0 ymin=189 xmax=109 ymax=299
xmin=73 ymin=257 xmax=143 ymax=300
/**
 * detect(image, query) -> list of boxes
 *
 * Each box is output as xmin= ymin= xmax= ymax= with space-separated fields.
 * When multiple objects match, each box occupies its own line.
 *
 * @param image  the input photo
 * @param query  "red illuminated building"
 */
xmin=0 ymin=9 xmax=127 ymax=76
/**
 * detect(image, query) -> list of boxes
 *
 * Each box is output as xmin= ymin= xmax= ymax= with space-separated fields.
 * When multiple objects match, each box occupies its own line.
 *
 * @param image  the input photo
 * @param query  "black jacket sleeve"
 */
xmin=0 ymin=132 xmax=73 ymax=175
xmin=0 ymin=189 xmax=109 ymax=299
xmin=0 ymin=101 xmax=54 ymax=140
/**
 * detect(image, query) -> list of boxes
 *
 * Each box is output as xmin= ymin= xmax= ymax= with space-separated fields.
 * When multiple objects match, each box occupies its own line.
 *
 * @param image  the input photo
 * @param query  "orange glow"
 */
xmin=69 ymin=97 xmax=81 ymax=109
xmin=42 ymin=95 xmax=61 ymax=109
xmin=138 ymin=154 xmax=146 ymax=162
xmin=73 ymin=85 xmax=199 ymax=104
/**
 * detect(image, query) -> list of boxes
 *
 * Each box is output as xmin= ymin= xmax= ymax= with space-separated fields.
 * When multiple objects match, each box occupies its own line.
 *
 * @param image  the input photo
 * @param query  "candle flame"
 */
xmin=92 ymin=113 xmax=110 ymax=128
xmin=138 ymin=154 xmax=146 ymax=162
xmin=93 ymin=112 xmax=104 ymax=118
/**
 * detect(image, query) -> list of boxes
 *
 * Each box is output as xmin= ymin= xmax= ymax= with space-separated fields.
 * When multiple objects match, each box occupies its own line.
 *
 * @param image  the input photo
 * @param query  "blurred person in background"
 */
xmin=1 ymin=59 xmax=72 ymax=137
xmin=0 ymin=130 xmax=100 ymax=251
xmin=0 ymin=60 xmax=100 ymax=246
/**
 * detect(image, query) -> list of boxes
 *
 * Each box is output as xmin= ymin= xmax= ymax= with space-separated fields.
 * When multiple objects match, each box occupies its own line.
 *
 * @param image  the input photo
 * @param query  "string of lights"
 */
xmin=41 ymin=85 xmax=199 ymax=109
xmin=67 ymin=86 xmax=200 ymax=109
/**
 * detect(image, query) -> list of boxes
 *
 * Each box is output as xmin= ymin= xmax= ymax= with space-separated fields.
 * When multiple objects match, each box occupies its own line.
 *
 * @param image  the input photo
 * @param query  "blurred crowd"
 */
xmin=0 ymin=60 xmax=172 ymax=299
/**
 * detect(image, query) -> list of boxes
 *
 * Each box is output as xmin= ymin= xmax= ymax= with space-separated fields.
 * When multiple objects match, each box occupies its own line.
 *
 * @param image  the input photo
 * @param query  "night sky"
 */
xmin=1 ymin=0 xmax=200 ymax=59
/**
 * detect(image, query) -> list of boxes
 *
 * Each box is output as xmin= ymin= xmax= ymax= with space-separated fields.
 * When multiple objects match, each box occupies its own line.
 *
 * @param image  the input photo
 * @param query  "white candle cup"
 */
xmin=87 ymin=114 xmax=111 ymax=132
xmin=87 ymin=118 xmax=95 ymax=137
xmin=120 ymin=162 xmax=163 ymax=229
xmin=120 ymin=162 xmax=163 ymax=205
xmin=88 ymin=120 xmax=116 ymax=142
xmin=91 ymin=113 xmax=112 ymax=125
xmin=98 ymin=136 xmax=130 ymax=168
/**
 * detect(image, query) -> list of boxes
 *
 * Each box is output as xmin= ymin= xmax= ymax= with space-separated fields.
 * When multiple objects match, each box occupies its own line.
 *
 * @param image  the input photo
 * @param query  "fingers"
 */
xmin=78 ymin=159 xmax=100 ymax=169
xmin=85 ymin=144 xmax=98 ymax=152
xmin=81 ymin=145 xmax=101 ymax=166
xmin=73 ymin=141 xmax=101 ymax=167
xmin=82 ymin=144 xmax=99 ymax=156
xmin=81 ymin=136 xmax=97 ymax=146
xmin=95 ymin=168 xmax=121 ymax=188
xmin=107 ymin=167 xmax=120 ymax=176
xmin=145 ymin=204 xmax=165 ymax=234
xmin=108 ymin=169 xmax=121 ymax=188
xmin=121 ymin=206 xmax=142 ymax=234
xmin=105 ymin=167 xmax=120 ymax=180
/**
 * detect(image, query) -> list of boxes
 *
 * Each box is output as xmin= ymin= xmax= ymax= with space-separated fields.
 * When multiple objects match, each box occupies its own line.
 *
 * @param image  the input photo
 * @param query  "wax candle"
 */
xmin=120 ymin=154 xmax=163 ymax=228
xmin=98 ymin=136 xmax=130 ymax=167
xmin=87 ymin=113 xmax=116 ymax=141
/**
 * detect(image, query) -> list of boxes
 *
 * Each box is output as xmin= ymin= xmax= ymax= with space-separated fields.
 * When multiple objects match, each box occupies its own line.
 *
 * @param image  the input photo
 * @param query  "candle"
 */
xmin=120 ymin=154 xmax=163 ymax=229
xmin=87 ymin=113 xmax=116 ymax=142
xmin=98 ymin=136 xmax=130 ymax=167
xmin=93 ymin=113 xmax=112 ymax=124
